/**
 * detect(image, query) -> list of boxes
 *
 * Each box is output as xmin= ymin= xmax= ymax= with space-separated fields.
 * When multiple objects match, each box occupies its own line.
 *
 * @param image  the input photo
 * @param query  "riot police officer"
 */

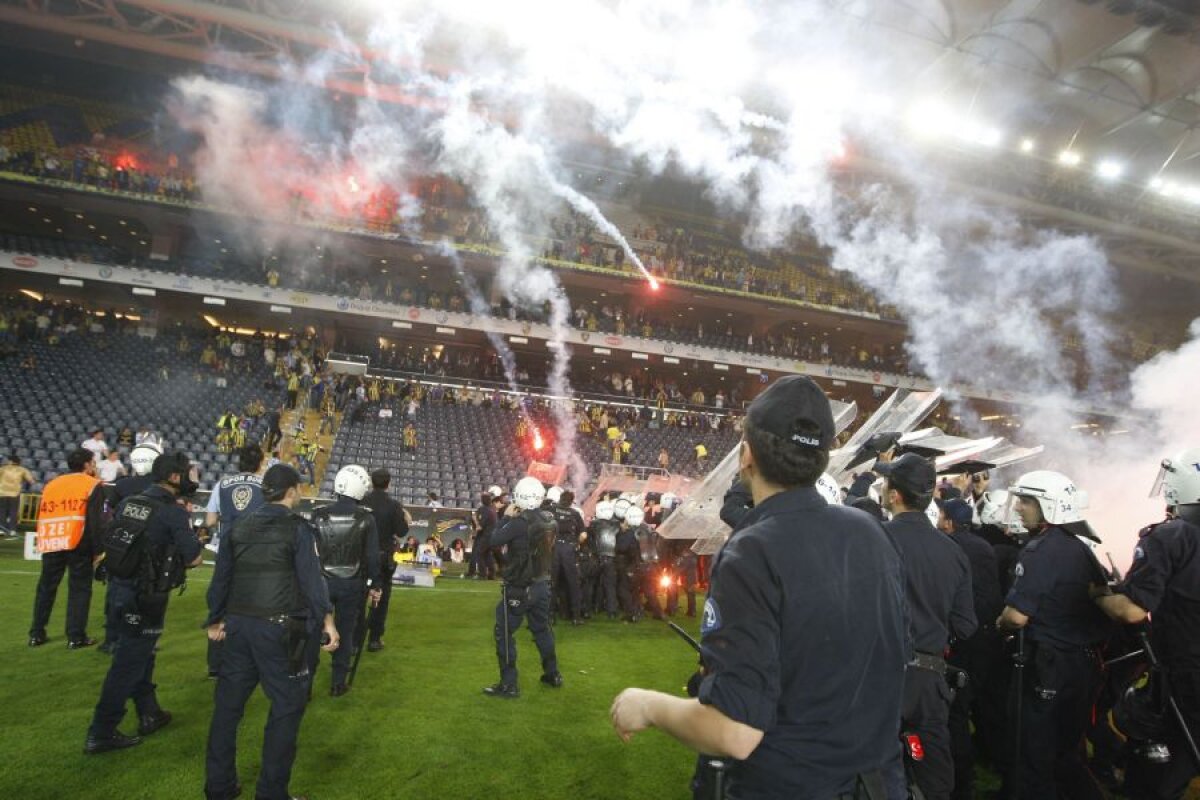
xmin=612 ymin=375 xmax=909 ymax=798
xmin=666 ymin=538 xmax=699 ymax=618
xmin=363 ymin=468 xmax=408 ymax=652
xmin=627 ymin=506 xmax=666 ymax=620
xmin=997 ymin=470 xmax=1112 ymax=800
xmin=203 ymin=444 xmax=266 ymax=678
xmin=589 ymin=500 xmax=620 ymax=619
xmin=1093 ymin=448 xmax=1200 ymax=800
xmin=85 ymin=451 xmax=204 ymax=754
xmin=875 ymin=453 xmax=977 ymax=800
xmin=100 ymin=441 xmax=162 ymax=654
xmin=483 ymin=477 xmax=563 ymax=698
xmin=550 ymin=488 xmax=586 ymax=625
xmin=204 ymin=464 xmax=339 ymax=800
xmin=309 ymin=464 xmax=381 ymax=696
xmin=614 ymin=500 xmax=643 ymax=622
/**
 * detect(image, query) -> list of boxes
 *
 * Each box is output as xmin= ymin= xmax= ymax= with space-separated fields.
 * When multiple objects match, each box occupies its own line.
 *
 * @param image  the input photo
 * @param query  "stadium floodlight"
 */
xmin=1057 ymin=150 xmax=1082 ymax=167
xmin=132 ymin=287 xmax=156 ymax=296
xmin=1096 ymin=160 xmax=1124 ymax=180
xmin=1149 ymin=177 xmax=1165 ymax=191
xmin=906 ymin=100 xmax=953 ymax=138
xmin=203 ymin=296 xmax=226 ymax=306
xmin=1019 ymin=138 xmax=1035 ymax=153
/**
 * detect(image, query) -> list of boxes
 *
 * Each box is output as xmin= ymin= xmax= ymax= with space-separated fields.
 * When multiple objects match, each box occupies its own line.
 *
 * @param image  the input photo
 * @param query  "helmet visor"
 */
xmin=1149 ymin=459 xmax=1171 ymax=500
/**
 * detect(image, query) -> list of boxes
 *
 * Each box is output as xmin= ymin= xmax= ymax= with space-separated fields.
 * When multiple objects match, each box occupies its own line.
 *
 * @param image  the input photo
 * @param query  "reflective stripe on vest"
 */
xmin=36 ymin=472 xmax=101 ymax=553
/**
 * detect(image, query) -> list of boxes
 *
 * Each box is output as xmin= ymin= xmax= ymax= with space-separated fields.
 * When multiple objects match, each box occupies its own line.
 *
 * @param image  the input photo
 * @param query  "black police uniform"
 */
xmin=88 ymin=485 xmax=201 ymax=742
xmin=720 ymin=478 xmax=753 ymax=530
xmin=666 ymin=539 xmax=699 ymax=618
xmin=633 ymin=523 xmax=666 ymax=620
xmin=576 ymin=533 xmax=599 ymax=618
xmin=884 ymin=511 xmax=977 ymax=800
xmin=470 ymin=502 xmax=498 ymax=579
xmin=204 ymin=503 xmax=333 ymax=800
xmin=1118 ymin=513 xmax=1200 ymax=800
xmin=206 ymin=471 xmax=266 ymax=676
xmin=363 ymin=487 xmax=406 ymax=646
xmin=309 ymin=497 xmax=380 ymax=691
xmin=551 ymin=503 xmax=586 ymax=622
xmin=102 ymin=475 xmax=154 ymax=649
xmin=615 ymin=522 xmax=642 ymax=621
xmin=590 ymin=516 xmax=620 ymax=617
xmin=490 ymin=509 xmax=560 ymax=690
xmin=1003 ymin=524 xmax=1113 ymax=800
xmin=946 ymin=527 xmax=1005 ymax=800
xmin=698 ymin=487 xmax=909 ymax=799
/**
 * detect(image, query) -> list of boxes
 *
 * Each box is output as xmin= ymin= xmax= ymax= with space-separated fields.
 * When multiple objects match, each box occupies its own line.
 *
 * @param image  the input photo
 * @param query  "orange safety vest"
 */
xmin=36 ymin=472 xmax=101 ymax=554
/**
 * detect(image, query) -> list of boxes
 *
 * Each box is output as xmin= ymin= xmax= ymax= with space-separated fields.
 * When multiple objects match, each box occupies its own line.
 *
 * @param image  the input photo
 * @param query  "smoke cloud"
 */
xmin=168 ymin=1 xmax=1195 ymax=551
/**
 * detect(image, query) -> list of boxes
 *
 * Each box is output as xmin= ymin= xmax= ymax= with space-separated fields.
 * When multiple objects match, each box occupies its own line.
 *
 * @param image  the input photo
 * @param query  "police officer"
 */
xmin=85 ymin=451 xmax=204 ymax=754
xmin=576 ymin=527 xmax=599 ymax=619
xmin=100 ymin=441 xmax=163 ymax=654
xmin=614 ymin=499 xmax=643 ymax=622
xmin=550 ymin=488 xmax=586 ymax=625
xmin=29 ymin=447 xmax=107 ymax=649
xmin=997 ymin=470 xmax=1112 ymax=800
xmin=874 ymin=453 xmax=977 ymax=800
xmin=203 ymin=444 xmax=267 ymax=677
xmin=589 ymin=500 xmax=620 ymax=619
xmin=612 ymin=375 xmax=909 ymax=798
xmin=1093 ymin=448 xmax=1200 ymax=800
xmin=204 ymin=464 xmax=339 ymax=800
xmin=483 ymin=477 xmax=563 ymax=698
xmin=628 ymin=506 xmax=666 ymax=621
xmin=938 ymin=498 xmax=1004 ymax=800
xmin=468 ymin=488 xmax=501 ymax=580
xmin=363 ymin=468 xmax=408 ymax=652
xmin=309 ymin=464 xmax=381 ymax=696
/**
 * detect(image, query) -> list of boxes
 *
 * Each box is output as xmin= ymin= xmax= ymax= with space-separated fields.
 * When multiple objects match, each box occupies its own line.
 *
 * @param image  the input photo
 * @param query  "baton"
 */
xmin=1139 ymin=629 xmax=1200 ymax=769
xmin=347 ymin=585 xmax=373 ymax=687
xmin=1102 ymin=648 xmax=1145 ymax=669
xmin=1012 ymin=628 xmax=1025 ymax=796
xmin=668 ymin=621 xmax=702 ymax=654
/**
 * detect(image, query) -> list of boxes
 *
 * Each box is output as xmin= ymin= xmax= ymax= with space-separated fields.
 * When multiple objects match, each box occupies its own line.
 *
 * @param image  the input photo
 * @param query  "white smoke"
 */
xmin=167 ymin=1 xmax=1195 ymax=543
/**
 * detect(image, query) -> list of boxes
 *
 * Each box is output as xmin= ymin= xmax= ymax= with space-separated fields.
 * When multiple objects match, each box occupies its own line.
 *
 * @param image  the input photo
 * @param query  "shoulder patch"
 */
xmin=1134 ymin=546 xmax=1146 ymax=562
xmin=701 ymin=597 xmax=721 ymax=634
xmin=1014 ymin=563 xmax=1024 ymax=578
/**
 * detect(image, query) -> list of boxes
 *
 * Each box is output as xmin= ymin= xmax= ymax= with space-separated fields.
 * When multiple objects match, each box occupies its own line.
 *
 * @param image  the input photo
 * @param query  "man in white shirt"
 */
xmin=80 ymin=430 xmax=108 ymax=463
xmin=97 ymin=451 xmax=126 ymax=483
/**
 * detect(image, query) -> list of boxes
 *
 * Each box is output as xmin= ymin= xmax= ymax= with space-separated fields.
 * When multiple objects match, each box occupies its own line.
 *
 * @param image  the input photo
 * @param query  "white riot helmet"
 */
xmin=512 ymin=476 xmax=547 ymax=511
xmin=594 ymin=500 xmax=615 ymax=521
xmin=546 ymin=486 xmax=563 ymax=505
xmin=660 ymin=493 xmax=677 ymax=510
xmin=613 ymin=497 xmax=632 ymax=520
xmin=334 ymin=465 xmax=371 ymax=501
xmin=625 ymin=506 xmax=645 ymax=527
xmin=815 ymin=473 xmax=840 ymax=505
xmin=1008 ymin=470 xmax=1088 ymax=526
xmin=980 ymin=490 xmax=1026 ymax=534
xmin=1151 ymin=448 xmax=1200 ymax=507
xmin=487 ymin=485 xmax=505 ymax=500
xmin=129 ymin=442 xmax=163 ymax=477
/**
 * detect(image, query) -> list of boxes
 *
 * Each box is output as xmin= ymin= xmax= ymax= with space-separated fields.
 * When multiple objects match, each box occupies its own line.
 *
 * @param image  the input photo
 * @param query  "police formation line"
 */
xmin=24 ymin=375 xmax=1200 ymax=800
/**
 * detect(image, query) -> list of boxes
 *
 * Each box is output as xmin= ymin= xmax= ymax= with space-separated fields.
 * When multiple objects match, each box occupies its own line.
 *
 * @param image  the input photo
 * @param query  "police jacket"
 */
xmin=615 ymin=526 xmax=640 ymax=571
xmin=112 ymin=474 xmax=153 ymax=503
xmin=698 ymin=487 xmax=909 ymax=799
xmin=950 ymin=527 xmax=1004 ymax=628
xmin=492 ymin=509 xmax=555 ymax=587
xmin=634 ymin=525 xmax=661 ymax=564
xmin=590 ymin=518 xmax=619 ymax=558
xmin=1117 ymin=516 xmax=1200 ymax=670
xmin=113 ymin=485 xmax=201 ymax=585
xmin=720 ymin=478 xmax=753 ymax=530
xmin=310 ymin=497 xmax=380 ymax=583
xmin=207 ymin=472 xmax=265 ymax=540
xmin=1006 ymin=524 xmax=1113 ymax=649
xmin=884 ymin=511 xmax=977 ymax=654
xmin=552 ymin=504 xmax=585 ymax=543
xmin=206 ymin=503 xmax=332 ymax=624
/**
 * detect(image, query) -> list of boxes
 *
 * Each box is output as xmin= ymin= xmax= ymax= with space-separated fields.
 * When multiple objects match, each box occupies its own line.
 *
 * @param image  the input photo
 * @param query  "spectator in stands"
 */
xmin=427 ymin=492 xmax=443 ymax=509
xmin=97 ymin=451 xmax=126 ymax=483
xmin=116 ymin=426 xmax=135 ymax=449
xmin=0 ymin=455 xmax=35 ymax=535
xmin=81 ymin=429 xmax=109 ymax=463
xmin=657 ymin=448 xmax=670 ymax=471
xmin=29 ymin=448 xmax=106 ymax=648
xmin=450 ymin=538 xmax=466 ymax=564
xmin=694 ymin=442 xmax=709 ymax=473
xmin=403 ymin=422 xmax=418 ymax=454
xmin=286 ymin=372 xmax=300 ymax=409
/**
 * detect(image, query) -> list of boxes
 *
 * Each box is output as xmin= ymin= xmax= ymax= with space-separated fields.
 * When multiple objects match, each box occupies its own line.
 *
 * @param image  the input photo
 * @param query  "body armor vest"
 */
xmin=227 ymin=512 xmax=301 ymax=618
xmin=552 ymin=506 xmax=582 ymax=542
xmin=311 ymin=506 xmax=372 ymax=580
xmin=592 ymin=519 xmax=619 ymax=558
xmin=634 ymin=525 xmax=660 ymax=563
xmin=504 ymin=510 xmax=557 ymax=587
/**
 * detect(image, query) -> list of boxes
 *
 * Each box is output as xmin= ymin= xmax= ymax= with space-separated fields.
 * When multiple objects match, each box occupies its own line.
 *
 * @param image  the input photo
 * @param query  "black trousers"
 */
xmin=1005 ymin=645 xmax=1104 ymax=800
xmin=637 ymin=565 xmax=666 ymax=619
xmin=30 ymin=547 xmax=93 ymax=640
xmin=89 ymin=583 xmax=166 ymax=736
xmin=494 ymin=581 xmax=557 ymax=687
xmin=367 ymin=562 xmax=396 ymax=643
xmin=1125 ymin=671 xmax=1200 ymax=800
xmin=322 ymin=576 xmax=364 ymax=688
xmin=595 ymin=558 xmax=617 ymax=615
xmin=666 ymin=557 xmax=698 ymax=617
xmin=901 ymin=666 xmax=955 ymax=800
xmin=205 ymin=615 xmax=311 ymax=800
xmin=551 ymin=541 xmax=582 ymax=620
xmin=0 ymin=495 xmax=18 ymax=530
xmin=616 ymin=565 xmax=639 ymax=618
xmin=468 ymin=535 xmax=495 ymax=579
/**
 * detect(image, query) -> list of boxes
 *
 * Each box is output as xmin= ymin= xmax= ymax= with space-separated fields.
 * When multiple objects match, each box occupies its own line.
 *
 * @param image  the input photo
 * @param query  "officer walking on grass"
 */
xmin=484 ymin=476 xmax=564 ymax=699
xmin=204 ymin=464 xmax=338 ymax=800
